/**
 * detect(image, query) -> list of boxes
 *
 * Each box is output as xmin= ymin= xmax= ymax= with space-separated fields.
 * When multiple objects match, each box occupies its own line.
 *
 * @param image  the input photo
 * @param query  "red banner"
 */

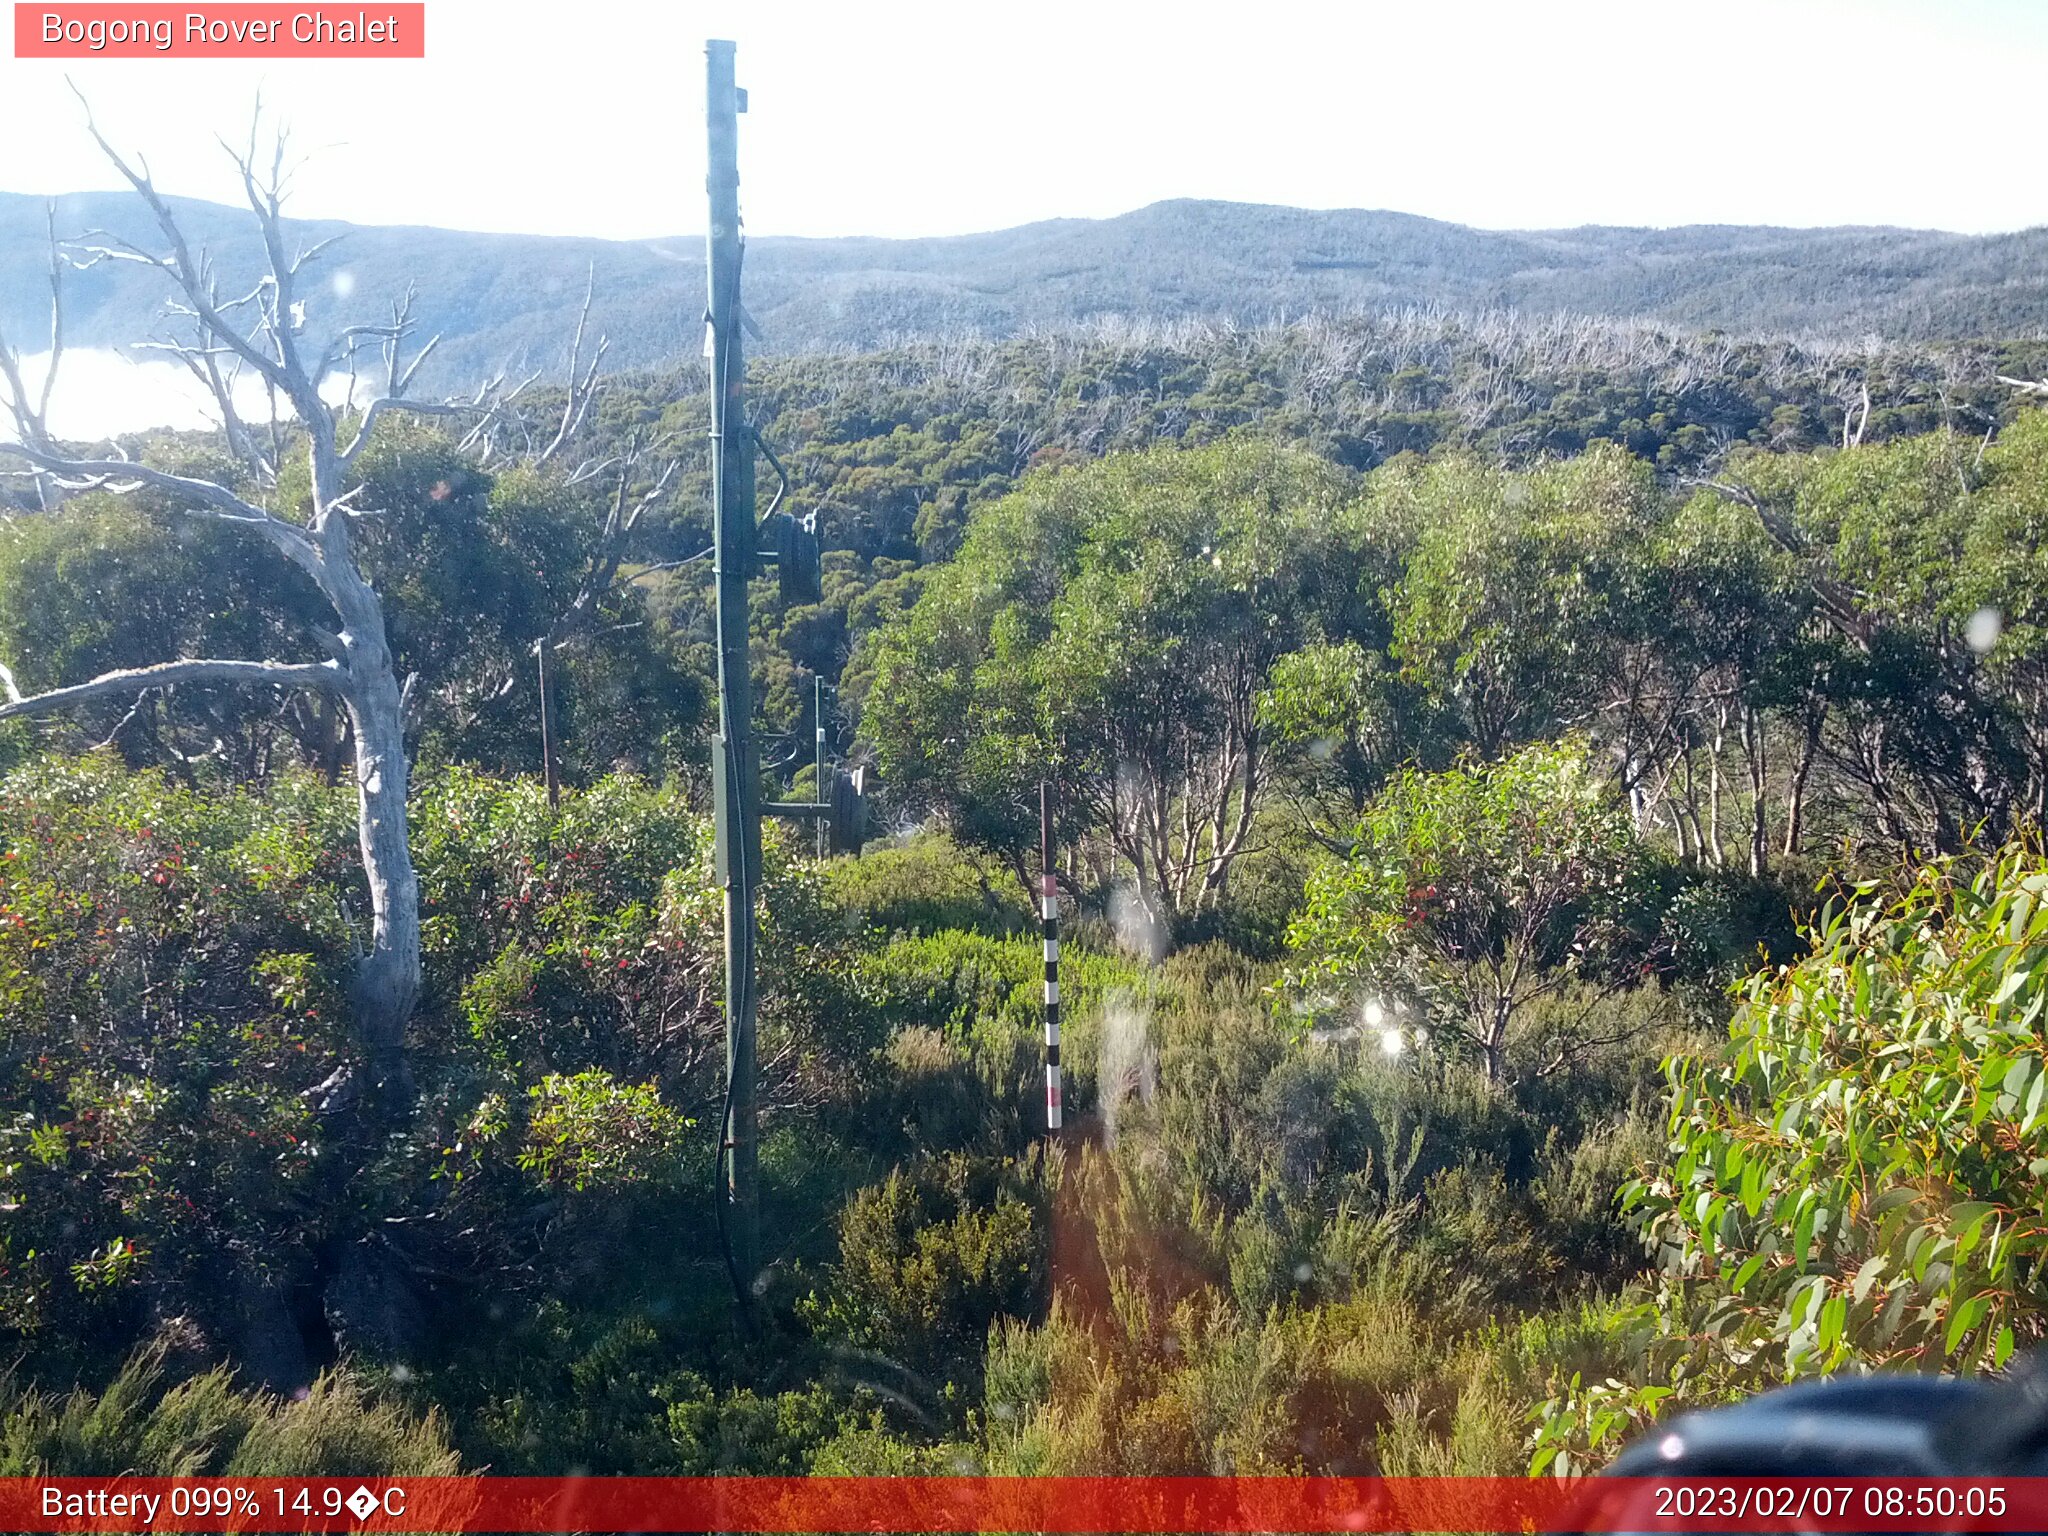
xmin=7 ymin=1476 xmax=2048 ymax=1533
xmin=13 ymin=5 xmax=425 ymax=58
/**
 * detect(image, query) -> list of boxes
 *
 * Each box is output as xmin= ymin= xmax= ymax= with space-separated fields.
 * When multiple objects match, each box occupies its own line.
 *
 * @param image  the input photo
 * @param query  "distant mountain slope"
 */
xmin=3 ymin=192 xmax=2043 ymax=387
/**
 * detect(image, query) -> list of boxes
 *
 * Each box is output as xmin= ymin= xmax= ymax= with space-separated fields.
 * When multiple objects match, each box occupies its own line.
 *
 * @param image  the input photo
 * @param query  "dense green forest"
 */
xmin=4 ymin=276 xmax=2048 ymax=1482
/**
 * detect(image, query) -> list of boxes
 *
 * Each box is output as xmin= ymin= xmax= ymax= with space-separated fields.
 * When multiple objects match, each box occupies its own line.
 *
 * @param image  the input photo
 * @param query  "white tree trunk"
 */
xmin=339 ymin=626 xmax=421 ymax=1092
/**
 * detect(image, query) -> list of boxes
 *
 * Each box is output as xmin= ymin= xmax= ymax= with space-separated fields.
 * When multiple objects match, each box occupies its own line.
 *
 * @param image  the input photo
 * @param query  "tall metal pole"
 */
xmin=536 ymin=641 xmax=560 ymax=810
xmin=706 ymin=37 xmax=760 ymax=1299
xmin=814 ymin=674 xmax=828 ymax=860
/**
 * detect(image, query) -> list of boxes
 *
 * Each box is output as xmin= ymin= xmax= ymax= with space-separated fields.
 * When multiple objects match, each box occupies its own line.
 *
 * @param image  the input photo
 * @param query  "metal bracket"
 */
xmin=763 ymin=766 xmax=870 ymax=855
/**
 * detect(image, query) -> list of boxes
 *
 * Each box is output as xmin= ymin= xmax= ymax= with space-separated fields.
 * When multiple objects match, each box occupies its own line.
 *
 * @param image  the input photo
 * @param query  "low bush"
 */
xmin=1535 ymin=838 xmax=2048 ymax=1473
xmin=851 ymin=930 xmax=1141 ymax=1134
xmin=801 ymin=1152 xmax=1049 ymax=1406
xmin=1640 ymin=841 xmax=2048 ymax=1376
xmin=824 ymin=832 xmax=1030 ymax=938
xmin=0 ymin=1346 xmax=458 ymax=1476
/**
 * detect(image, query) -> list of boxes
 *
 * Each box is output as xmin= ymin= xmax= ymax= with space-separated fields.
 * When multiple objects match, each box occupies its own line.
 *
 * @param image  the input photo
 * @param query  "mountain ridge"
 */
xmin=4 ymin=191 xmax=2044 ymax=387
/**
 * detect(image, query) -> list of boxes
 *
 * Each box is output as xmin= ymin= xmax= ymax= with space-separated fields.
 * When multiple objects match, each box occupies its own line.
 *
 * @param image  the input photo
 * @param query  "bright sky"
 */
xmin=0 ymin=0 xmax=2042 ymax=239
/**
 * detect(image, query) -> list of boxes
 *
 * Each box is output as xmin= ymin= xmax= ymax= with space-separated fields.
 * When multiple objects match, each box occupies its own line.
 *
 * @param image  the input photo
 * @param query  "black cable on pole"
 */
xmin=710 ymin=227 xmax=756 ymax=1323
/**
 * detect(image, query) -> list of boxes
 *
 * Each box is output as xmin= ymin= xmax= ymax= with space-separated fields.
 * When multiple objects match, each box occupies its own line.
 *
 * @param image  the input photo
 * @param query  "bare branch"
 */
xmin=92 ymin=691 xmax=154 ymax=750
xmin=562 ymin=451 xmax=624 ymax=488
xmin=0 ymin=441 xmax=319 ymax=567
xmin=619 ymin=550 xmax=710 ymax=581
xmin=540 ymin=447 xmax=681 ymax=649
xmin=1843 ymin=378 xmax=1871 ymax=450
xmin=0 ymin=657 xmax=344 ymax=724
xmin=67 ymin=233 xmax=174 ymax=271
xmin=34 ymin=201 xmax=63 ymax=430
xmin=339 ymin=394 xmax=490 ymax=470
xmin=67 ymin=85 xmax=301 ymax=407
xmin=0 ymin=204 xmax=67 ymax=506
xmin=1685 ymin=477 xmax=1804 ymax=553
xmin=143 ymin=336 xmax=275 ymax=485
xmin=393 ymin=332 xmax=440 ymax=398
xmin=536 ymin=264 xmax=607 ymax=466
xmin=289 ymin=231 xmax=347 ymax=276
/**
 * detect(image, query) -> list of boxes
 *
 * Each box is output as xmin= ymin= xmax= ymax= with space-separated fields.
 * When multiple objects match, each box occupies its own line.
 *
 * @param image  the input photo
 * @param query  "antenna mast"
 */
xmin=705 ymin=36 xmax=761 ymax=1302
xmin=703 ymin=37 xmax=852 ymax=1317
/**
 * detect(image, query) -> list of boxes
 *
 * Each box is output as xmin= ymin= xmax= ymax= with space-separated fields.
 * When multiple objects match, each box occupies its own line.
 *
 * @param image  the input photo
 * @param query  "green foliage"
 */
xmin=1524 ymin=1305 xmax=1682 ymax=1478
xmin=801 ymin=1152 xmax=1046 ymax=1394
xmin=976 ymin=1141 xmax=1632 ymax=1477
xmin=667 ymin=1378 xmax=871 ymax=1474
xmin=423 ymin=1309 xmax=714 ymax=1475
xmin=0 ymin=423 xmax=702 ymax=787
xmin=1709 ymin=422 xmax=2048 ymax=852
xmin=853 ymin=930 xmax=1141 ymax=1134
xmin=0 ymin=755 xmax=356 ymax=1362
xmin=1389 ymin=449 xmax=1659 ymax=755
xmin=1261 ymin=640 xmax=1442 ymax=839
xmin=516 ymin=1071 xmax=692 ymax=1193
xmin=0 ymin=756 xmax=860 ymax=1385
xmin=824 ymin=833 xmax=1030 ymax=938
xmin=0 ymin=489 xmax=329 ymax=774
xmin=1287 ymin=743 xmax=1664 ymax=1081
xmin=865 ymin=438 xmax=1359 ymax=923
xmin=0 ymin=1346 xmax=458 ymax=1477
xmin=1632 ymin=841 xmax=2048 ymax=1378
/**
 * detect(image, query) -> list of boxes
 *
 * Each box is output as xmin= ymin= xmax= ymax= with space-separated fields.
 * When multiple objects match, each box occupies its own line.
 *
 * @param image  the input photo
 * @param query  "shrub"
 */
xmin=1633 ymin=841 xmax=2048 ymax=1378
xmin=824 ymin=833 xmax=1029 ymax=938
xmin=516 ymin=1071 xmax=693 ymax=1193
xmin=851 ymin=930 xmax=1141 ymax=1131
xmin=1532 ymin=840 xmax=2048 ymax=1475
xmin=667 ymin=1379 xmax=863 ymax=1475
xmin=421 ymin=1308 xmax=719 ymax=1475
xmin=801 ymin=1152 xmax=1047 ymax=1398
xmin=0 ymin=757 xmax=356 ymax=1373
xmin=0 ymin=757 xmax=856 ymax=1382
xmin=872 ymin=1026 xmax=987 ymax=1151
xmin=1286 ymin=742 xmax=1666 ymax=1083
xmin=0 ymin=1347 xmax=458 ymax=1477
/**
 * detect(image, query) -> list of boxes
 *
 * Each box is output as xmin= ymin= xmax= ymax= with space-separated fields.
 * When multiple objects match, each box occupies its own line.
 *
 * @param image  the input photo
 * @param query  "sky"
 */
xmin=1 ymin=0 xmax=2043 ymax=241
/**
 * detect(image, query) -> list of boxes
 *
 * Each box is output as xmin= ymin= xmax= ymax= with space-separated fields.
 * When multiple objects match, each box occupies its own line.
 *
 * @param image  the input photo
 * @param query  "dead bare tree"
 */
xmin=1841 ymin=376 xmax=1872 ymax=450
xmin=438 ymin=275 xmax=689 ymax=798
xmin=530 ymin=434 xmax=682 ymax=803
xmin=0 ymin=103 xmax=519 ymax=1105
xmin=0 ymin=203 xmax=66 ymax=510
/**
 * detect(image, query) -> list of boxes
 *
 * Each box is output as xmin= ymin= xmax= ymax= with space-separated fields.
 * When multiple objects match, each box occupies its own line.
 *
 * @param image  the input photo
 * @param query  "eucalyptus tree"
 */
xmin=0 ymin=103 xmax=703 ymax=1108
xmin=864 ymin=439 xmax=1358 ymax=929
xmin=0 ymin=112 xmax=532 ymax=1102
xmin=1703 ymin=420 xmax=2048 ymax=855
xmin=1386 ymin=447 xmax=1665 ymax=769
xmin=1652 ymin=484 xmax=1816 ymax=873
xmin=1286 ymin=742 xmax=1664 ymax=1085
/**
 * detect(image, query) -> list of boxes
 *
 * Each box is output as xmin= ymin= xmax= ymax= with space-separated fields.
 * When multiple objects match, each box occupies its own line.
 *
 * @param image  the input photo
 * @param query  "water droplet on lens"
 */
xmin=1967 ymin=606 xmax=2004 ymax=655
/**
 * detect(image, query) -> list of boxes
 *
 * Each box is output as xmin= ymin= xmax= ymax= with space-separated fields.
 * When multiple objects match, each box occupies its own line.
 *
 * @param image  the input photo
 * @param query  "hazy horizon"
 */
xmin=2 ymin=0 xmax=2042 ymax=242
xmin=2 ymin=184 xmax=2029 ymax=245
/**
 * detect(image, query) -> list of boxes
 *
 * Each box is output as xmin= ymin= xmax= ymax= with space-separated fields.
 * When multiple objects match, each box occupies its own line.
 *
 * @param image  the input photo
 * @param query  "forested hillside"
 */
xmin=6 ymin=190 xmax=2048 ymax=383
xmin=5 ymin=176 xmax=2048 ymax=1483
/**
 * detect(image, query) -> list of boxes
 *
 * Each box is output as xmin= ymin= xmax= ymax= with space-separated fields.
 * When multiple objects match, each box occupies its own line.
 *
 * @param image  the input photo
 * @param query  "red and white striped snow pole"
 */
xmin=1040 ymin=779 xmax=1062 ymax=1133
